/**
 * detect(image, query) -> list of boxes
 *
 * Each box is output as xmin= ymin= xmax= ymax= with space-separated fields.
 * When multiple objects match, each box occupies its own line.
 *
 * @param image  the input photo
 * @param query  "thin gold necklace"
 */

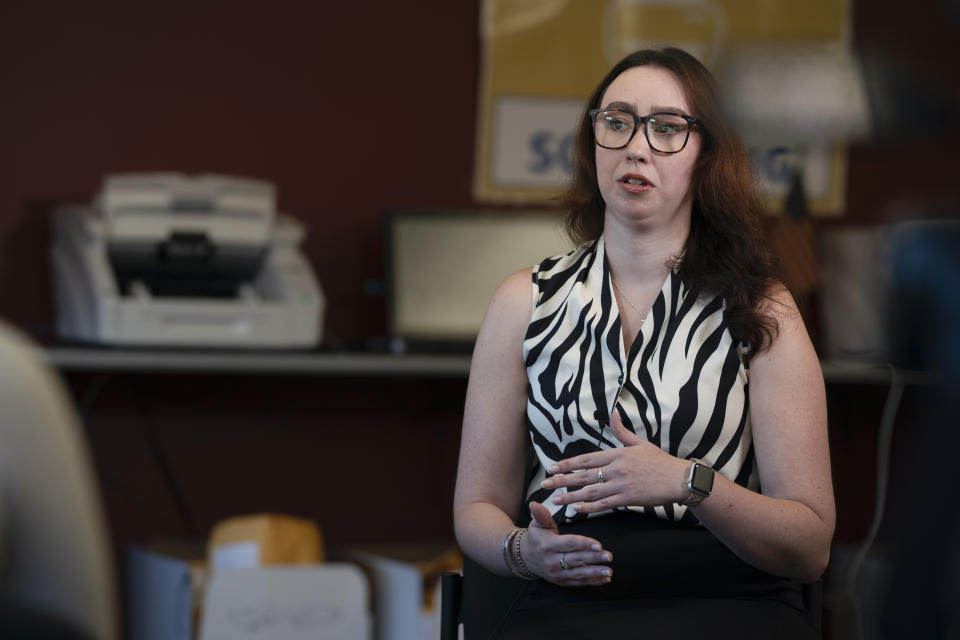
xmin=612 ymin=277 xmax=644 ymax=316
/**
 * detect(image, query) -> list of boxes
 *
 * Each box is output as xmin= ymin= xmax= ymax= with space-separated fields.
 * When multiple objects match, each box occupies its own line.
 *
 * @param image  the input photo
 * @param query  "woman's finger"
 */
xmin=528 ymin=501 xmax=558 ymax=532
xmin=561 ymin=577 xmax=613 ymax=587
xmin=551 ymin=480 xmax=619 ymax=507
xmin=554 ymin=563 xmax=613 ymax=584
xmin=547 ymin=450 xmax=616 ymax=475
xmin=529 ymin=502 xmax=607 ymax=552
xmin=558 ymin=549 xmax=613 ymax=568
xmin=571 ymin=498 xmax=618 ymax=514
xmin=542 ymin=466 xmax=609 ymax=490
xmin=552 ymin=533 xmax=605 ymax=553
xmin=610 ymin=408 xmax=644 ymax=445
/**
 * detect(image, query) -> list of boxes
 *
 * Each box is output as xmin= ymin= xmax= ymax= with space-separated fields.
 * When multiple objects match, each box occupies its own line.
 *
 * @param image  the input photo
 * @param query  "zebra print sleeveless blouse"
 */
xmin=522 ymin=237 xmax=759 ymax=524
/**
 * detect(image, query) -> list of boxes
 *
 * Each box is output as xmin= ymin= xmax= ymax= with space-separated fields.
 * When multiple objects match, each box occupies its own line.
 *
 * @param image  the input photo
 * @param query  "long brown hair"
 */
xmin=562 ymin=47 xmax=780 ymax=353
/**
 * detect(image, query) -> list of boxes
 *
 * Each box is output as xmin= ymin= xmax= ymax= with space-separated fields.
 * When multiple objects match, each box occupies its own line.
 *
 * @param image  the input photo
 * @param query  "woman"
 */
xmin=454 ymin=48 xmax=834 ymax=638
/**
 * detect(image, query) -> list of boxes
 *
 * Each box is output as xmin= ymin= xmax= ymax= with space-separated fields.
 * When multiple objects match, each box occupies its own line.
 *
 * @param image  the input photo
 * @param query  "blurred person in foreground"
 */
xmin=882 ymin=218 xmax=960 ymax=639
xmin=454 ymin=47 xmax=834 ymax=638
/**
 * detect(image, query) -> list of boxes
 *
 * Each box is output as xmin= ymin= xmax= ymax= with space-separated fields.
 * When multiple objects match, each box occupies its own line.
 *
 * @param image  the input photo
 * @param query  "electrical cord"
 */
xmin=127 ymin=374 xmax=198 ymax=537
xmin=77 ymin=372 xmax=113 ymax=424
xmin=73 ymin=370 xmax=198 ymax=537
xmin=843 ymin=365 xmax=904 ymax=640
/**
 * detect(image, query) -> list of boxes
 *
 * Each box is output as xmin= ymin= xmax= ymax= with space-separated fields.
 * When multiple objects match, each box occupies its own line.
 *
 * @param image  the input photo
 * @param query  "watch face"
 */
xmin=691 ymin=464 xmax=714 ymax=494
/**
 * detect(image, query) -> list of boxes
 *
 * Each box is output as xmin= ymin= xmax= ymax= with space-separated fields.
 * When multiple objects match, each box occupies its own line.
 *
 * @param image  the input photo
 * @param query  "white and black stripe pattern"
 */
xmin=522 ymin=237 xmax=758 ymax=524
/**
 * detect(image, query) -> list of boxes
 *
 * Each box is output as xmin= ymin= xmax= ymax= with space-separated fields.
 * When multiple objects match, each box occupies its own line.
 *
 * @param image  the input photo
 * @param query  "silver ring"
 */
xmin=596 ymin=467 xmax=605 ymax=483
xmin=559 ymin=552 xmax=569 ymax=571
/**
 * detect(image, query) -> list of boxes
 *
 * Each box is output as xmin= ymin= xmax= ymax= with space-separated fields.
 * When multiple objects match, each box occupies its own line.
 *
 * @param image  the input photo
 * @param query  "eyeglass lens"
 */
xmin=593 ymin=111 xmax=690 ymax=152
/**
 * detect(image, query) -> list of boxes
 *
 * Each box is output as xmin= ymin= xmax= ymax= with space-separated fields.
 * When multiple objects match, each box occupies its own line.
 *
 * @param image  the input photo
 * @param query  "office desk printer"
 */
xmin=52 ymin=174 xmax=324 ymax=348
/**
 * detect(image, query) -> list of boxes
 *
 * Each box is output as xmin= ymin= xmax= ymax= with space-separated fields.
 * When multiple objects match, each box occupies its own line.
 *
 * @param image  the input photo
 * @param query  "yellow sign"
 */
xmin=475 ymin=0 xmax=852 ymax=214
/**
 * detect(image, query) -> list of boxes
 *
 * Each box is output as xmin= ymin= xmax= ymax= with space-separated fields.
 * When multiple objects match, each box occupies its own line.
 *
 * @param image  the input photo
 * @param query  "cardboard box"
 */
xmin=341 ymin=543 xmax=460 ymax=640
xmin=126 ymin=542 xmax=207 ymax=640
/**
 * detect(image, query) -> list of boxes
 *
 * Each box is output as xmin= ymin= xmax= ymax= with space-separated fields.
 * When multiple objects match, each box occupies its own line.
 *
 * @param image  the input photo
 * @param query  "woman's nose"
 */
xmin=625 ymin=125 xmax=651 ymax=162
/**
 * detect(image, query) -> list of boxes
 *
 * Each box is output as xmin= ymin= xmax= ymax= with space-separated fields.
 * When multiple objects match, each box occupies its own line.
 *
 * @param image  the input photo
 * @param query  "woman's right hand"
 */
xmin=521 ymin=501 xmax=613 ymax=586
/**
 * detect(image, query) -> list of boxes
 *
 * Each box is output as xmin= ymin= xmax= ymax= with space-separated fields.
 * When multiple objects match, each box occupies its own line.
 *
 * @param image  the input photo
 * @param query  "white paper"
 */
xmin=199 ymin=566 xmax=370 ymax=640
xmin=491 ymin=96 xmax=583 ymax=188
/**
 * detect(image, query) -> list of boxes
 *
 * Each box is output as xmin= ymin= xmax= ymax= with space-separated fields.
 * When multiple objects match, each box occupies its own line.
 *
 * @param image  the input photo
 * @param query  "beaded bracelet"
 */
xmin=511 ymin=528 xmax=538 ymax=580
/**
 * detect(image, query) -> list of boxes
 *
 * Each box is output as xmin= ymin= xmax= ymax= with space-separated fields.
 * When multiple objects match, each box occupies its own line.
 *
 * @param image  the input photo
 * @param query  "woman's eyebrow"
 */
xmin=649 ymin=105 xmax=688 ymax=114
xmin=602 ymin=102 xmax=689 ymax=114
xmin=603 ymin=101 xmax=636 ymax=112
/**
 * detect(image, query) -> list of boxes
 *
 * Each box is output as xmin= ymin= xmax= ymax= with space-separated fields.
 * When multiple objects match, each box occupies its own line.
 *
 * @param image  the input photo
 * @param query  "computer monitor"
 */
xmin=386 ymin=210 xmax=571 ymax=349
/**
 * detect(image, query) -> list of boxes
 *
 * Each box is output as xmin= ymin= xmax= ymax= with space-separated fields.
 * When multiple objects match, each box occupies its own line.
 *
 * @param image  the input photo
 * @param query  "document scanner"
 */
xmin=51 ymin=173 xmax=324 ymax=348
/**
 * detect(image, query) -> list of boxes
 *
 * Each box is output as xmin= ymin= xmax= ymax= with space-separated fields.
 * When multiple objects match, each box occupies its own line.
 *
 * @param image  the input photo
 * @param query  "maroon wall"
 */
xmin=0 ymin=1 xmax=480 ymax=342
xmin=0 ymin=1 xmax=957 ymax=341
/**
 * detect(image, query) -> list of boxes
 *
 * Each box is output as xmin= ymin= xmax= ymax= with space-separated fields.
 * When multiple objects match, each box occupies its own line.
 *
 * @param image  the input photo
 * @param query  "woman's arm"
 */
xmin=454 ymin=269 xmax=613 ymax=584
xmin=453 ymin=269 xmax=531 ymax=575
xmin=693 ymin=287 xmax=835 ymax=582
xmin=543 ymin=287 xmax=835 ymax=582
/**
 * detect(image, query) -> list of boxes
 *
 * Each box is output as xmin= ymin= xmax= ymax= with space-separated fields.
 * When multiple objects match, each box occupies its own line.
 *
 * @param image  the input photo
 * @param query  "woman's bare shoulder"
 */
xmin=757 ymin=282 xmax=804 ymax=335
xmin=751 ymin=281 xmax=818 ymax=370
xmin=493 ymin=267 xmax=534 ymax=305
xmin=479 ymin=268 xmax=534 ymax=340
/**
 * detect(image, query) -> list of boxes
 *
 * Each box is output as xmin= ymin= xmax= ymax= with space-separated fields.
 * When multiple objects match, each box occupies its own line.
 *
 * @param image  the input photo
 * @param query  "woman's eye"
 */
xmin=651 ymin=122 xmax=686 ymax=135
xmin=609 ymin=115 xmax=635 ymax=130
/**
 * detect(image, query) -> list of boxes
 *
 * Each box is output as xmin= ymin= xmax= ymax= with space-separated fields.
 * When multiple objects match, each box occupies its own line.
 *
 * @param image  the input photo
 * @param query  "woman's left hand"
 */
xmin=541 ymin=409 xmax=691 ymax=513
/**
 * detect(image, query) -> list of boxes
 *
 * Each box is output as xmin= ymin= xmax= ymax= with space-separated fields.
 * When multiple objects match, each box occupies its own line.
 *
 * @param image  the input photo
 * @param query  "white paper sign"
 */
xmin=491 ymin=96 xmax=583 ymax=189
xmin=199 ymin=566 xmax=370 ymax=640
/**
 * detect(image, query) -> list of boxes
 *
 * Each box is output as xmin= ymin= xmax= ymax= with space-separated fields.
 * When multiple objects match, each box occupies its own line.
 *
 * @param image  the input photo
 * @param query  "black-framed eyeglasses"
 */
xmin=588 ymin=109 xmax=701 ymax=153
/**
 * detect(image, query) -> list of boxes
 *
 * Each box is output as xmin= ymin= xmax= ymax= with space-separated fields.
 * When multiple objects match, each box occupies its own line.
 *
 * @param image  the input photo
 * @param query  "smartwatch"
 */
xmin=682 ymin=458 xmax=715 ymax=506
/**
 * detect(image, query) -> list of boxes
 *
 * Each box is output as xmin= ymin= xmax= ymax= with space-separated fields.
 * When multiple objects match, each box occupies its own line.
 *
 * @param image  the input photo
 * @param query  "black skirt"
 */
xmin=462 ymin=511 xmax=820 ymax=640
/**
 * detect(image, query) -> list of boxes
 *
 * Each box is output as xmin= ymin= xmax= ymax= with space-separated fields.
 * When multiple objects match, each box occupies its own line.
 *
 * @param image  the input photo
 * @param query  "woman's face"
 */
xmin=594 ymin=65 xmax=701 ymax=229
